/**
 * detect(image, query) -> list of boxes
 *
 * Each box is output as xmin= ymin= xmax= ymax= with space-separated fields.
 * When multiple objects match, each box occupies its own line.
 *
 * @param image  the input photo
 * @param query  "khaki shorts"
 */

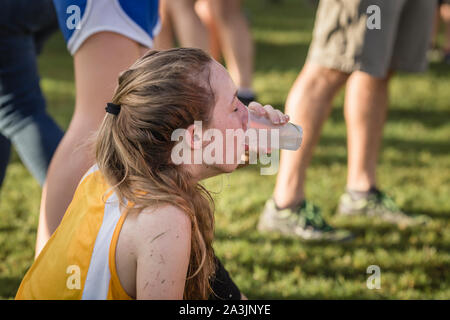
xmin=307 ymin=0 xmax=437 ymax=78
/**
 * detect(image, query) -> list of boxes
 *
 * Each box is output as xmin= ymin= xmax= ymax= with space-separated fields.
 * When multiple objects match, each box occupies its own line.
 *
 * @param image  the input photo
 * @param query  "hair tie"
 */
xmin=105 ymin=102 xmax=121 ymax=115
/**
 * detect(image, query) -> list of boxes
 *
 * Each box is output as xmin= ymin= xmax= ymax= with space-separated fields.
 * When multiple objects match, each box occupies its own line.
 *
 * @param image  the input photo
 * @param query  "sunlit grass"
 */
xmin=0 ymin=0 xmax=448 ymax=299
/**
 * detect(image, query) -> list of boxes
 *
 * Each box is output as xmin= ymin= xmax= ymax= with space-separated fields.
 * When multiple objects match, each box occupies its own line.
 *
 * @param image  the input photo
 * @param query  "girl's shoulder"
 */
xmin=115 ymin=204 xmax=192 ymax=298
xmin=127 ymin=204 xmax=192 ymax=251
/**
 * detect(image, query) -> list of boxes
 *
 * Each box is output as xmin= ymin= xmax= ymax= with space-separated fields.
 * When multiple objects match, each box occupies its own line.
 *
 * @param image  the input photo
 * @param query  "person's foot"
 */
xmin=337 ymin=188 xmax=429 ymax=227
xmin=257 ymin=198 xmax=354 ymax=242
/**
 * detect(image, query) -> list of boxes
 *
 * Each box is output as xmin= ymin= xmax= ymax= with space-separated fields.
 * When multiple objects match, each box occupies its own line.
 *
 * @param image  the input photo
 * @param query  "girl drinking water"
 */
xmin=16 ymin=48 xmax=289 ymax=300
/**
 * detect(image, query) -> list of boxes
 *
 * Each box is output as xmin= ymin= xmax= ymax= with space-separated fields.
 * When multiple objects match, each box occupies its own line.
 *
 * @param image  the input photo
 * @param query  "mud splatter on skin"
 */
xmin=149 ymin=231 xmax=167 ymax=243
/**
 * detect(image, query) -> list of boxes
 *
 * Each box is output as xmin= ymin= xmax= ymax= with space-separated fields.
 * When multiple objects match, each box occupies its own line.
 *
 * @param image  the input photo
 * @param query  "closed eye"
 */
xmin=230 ymin=91 xmax=238 ymax=112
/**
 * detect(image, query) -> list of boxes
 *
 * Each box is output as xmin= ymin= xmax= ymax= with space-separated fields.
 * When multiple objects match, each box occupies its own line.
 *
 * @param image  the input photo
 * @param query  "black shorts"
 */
xmin=209 ymin=257 xmax=241 ymax=300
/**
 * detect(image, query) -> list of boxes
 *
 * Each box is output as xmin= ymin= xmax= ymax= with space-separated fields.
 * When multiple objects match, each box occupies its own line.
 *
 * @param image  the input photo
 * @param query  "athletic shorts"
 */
xmin=53 ymin=0 xmax=160 ymax=55
xmin=307 ymin=0 xmax=437 ymax=78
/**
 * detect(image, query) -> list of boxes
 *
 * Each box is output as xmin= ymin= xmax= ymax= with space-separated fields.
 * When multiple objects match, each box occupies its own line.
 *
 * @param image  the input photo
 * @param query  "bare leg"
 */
xmin=344 ymin=71 xmax=391 ymax=192
xmin=441 ymin=4 xmax=450 ymax=51
xmin=431 ymin=6 xmax=440 ymax=49
xmin=163 ymin=0 xmax=209 ymax=51
xmin=35 ymin=32 xmax=142 ymax=257
xmin=273 ymin=64 xmax=349 ymax=209
xmin=153 ymin=0 xmax=175 ymax=50
xmin=195 ymin=0 xmax=222 ymax=61
xmin=208 ymin=0 xmax=253 ymax=90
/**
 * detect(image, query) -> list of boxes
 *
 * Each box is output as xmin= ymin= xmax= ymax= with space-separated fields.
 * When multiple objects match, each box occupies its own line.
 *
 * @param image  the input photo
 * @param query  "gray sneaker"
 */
xmin=258 ymin=198 xmax=354 ymax=242
xmin=337 ymin=189 xmax=429 ymax=227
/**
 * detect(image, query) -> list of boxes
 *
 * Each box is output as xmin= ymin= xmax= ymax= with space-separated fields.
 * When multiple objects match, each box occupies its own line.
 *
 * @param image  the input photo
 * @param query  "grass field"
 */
xmin=0 ymin=0 xmax=449 ymax=299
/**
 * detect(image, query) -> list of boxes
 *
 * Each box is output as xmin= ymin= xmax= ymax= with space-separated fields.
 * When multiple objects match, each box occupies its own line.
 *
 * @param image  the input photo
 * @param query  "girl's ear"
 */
xmin=185 ymin=123 xmax=203 ymax=150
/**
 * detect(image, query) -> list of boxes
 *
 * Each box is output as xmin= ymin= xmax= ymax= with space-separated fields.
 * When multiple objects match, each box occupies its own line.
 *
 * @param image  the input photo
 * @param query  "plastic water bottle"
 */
xmin=246 ymin=108 xmax=303 ymax=151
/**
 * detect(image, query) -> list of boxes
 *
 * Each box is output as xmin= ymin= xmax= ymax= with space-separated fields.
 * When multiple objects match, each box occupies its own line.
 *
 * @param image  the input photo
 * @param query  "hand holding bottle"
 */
xmin=246 ymin=102 xmax=303 ymax=152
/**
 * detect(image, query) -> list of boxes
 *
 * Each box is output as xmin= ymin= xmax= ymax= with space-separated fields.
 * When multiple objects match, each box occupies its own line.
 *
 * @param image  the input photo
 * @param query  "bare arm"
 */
xmin=134 ymin=205 xmax=192 ymax=299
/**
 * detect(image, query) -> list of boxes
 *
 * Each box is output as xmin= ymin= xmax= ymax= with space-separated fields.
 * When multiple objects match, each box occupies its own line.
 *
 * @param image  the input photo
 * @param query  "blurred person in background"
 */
xmin=197 ymin=0 xmax=256 ymax=106
xmin=36 ymin=0 xmax=161 ymax=256
xmin=258 ymin=0 xmax=435 ymax=242
xmin=154 ymin=0 xmax=209 ymax=52
xmin=155 ymin=0 xmax=256 ymax=106
xmin=194 ymin=0 xmax=222 ymax=62
xmin=430 ymin=0 xmax=450 ymax=64
xmin=0 ymin=0 xmax=64 ymax=191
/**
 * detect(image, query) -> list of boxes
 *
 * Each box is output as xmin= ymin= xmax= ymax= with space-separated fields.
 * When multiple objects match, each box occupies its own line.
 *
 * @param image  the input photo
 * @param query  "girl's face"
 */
xmin=204 ymin=61 xmax=249 ymax=173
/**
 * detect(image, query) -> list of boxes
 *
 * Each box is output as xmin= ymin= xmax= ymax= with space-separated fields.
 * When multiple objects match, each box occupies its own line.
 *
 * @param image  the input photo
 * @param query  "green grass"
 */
xmin=0 ymin=0 xmax=449 ymax=299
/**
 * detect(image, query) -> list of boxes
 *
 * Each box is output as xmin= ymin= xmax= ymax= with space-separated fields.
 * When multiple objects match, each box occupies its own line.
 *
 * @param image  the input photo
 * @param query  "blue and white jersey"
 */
xmin=53 ymin=0 xmax=160 ymax=55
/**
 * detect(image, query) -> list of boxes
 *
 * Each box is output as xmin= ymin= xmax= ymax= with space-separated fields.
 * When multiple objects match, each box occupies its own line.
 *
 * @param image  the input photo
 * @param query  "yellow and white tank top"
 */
xmin=16 ymin=165 xmax=133 ymax=300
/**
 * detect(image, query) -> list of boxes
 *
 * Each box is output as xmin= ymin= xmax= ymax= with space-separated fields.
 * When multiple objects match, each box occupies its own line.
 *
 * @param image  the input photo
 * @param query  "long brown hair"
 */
xmin=96 ymin=48 xmax=216 ymax=299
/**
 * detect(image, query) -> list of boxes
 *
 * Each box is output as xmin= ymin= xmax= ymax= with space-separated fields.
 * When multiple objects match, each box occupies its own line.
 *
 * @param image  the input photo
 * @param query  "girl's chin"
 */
xmin=206 ymin=163 xmax=238 ymax=175
xmin=225 ymin=163 xmax=240 ymax=173
xmin=218 ymin=163 xmax=241 ymax=174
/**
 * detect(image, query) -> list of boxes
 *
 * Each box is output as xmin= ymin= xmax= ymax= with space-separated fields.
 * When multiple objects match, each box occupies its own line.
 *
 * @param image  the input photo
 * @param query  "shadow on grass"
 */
xmin=216 ymin=227 xmax=450 ymax=253
xmin=0 ymin=276 xmax=21 ymax=299
xmin=0 ymin=226 xmax=19 ymax=233
xmin=327 ymin=106 xmax=450 ymax=130
xmin=226 ymin=249 xmax=447 ymax=299
xmin=406 ymin=208 xmax=450 ymax=220
xmin=215 ymin=233 xmax=449 ymax=298
xmin=247 ymin=291 xmax=382 ymax=300
xmin=216 ymin=208 xmax=450 ymax=252
xmin=319 ymin=135 xmax=449 ymax=156
xmin=427 ymin=61 xmax=450 ymax=77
